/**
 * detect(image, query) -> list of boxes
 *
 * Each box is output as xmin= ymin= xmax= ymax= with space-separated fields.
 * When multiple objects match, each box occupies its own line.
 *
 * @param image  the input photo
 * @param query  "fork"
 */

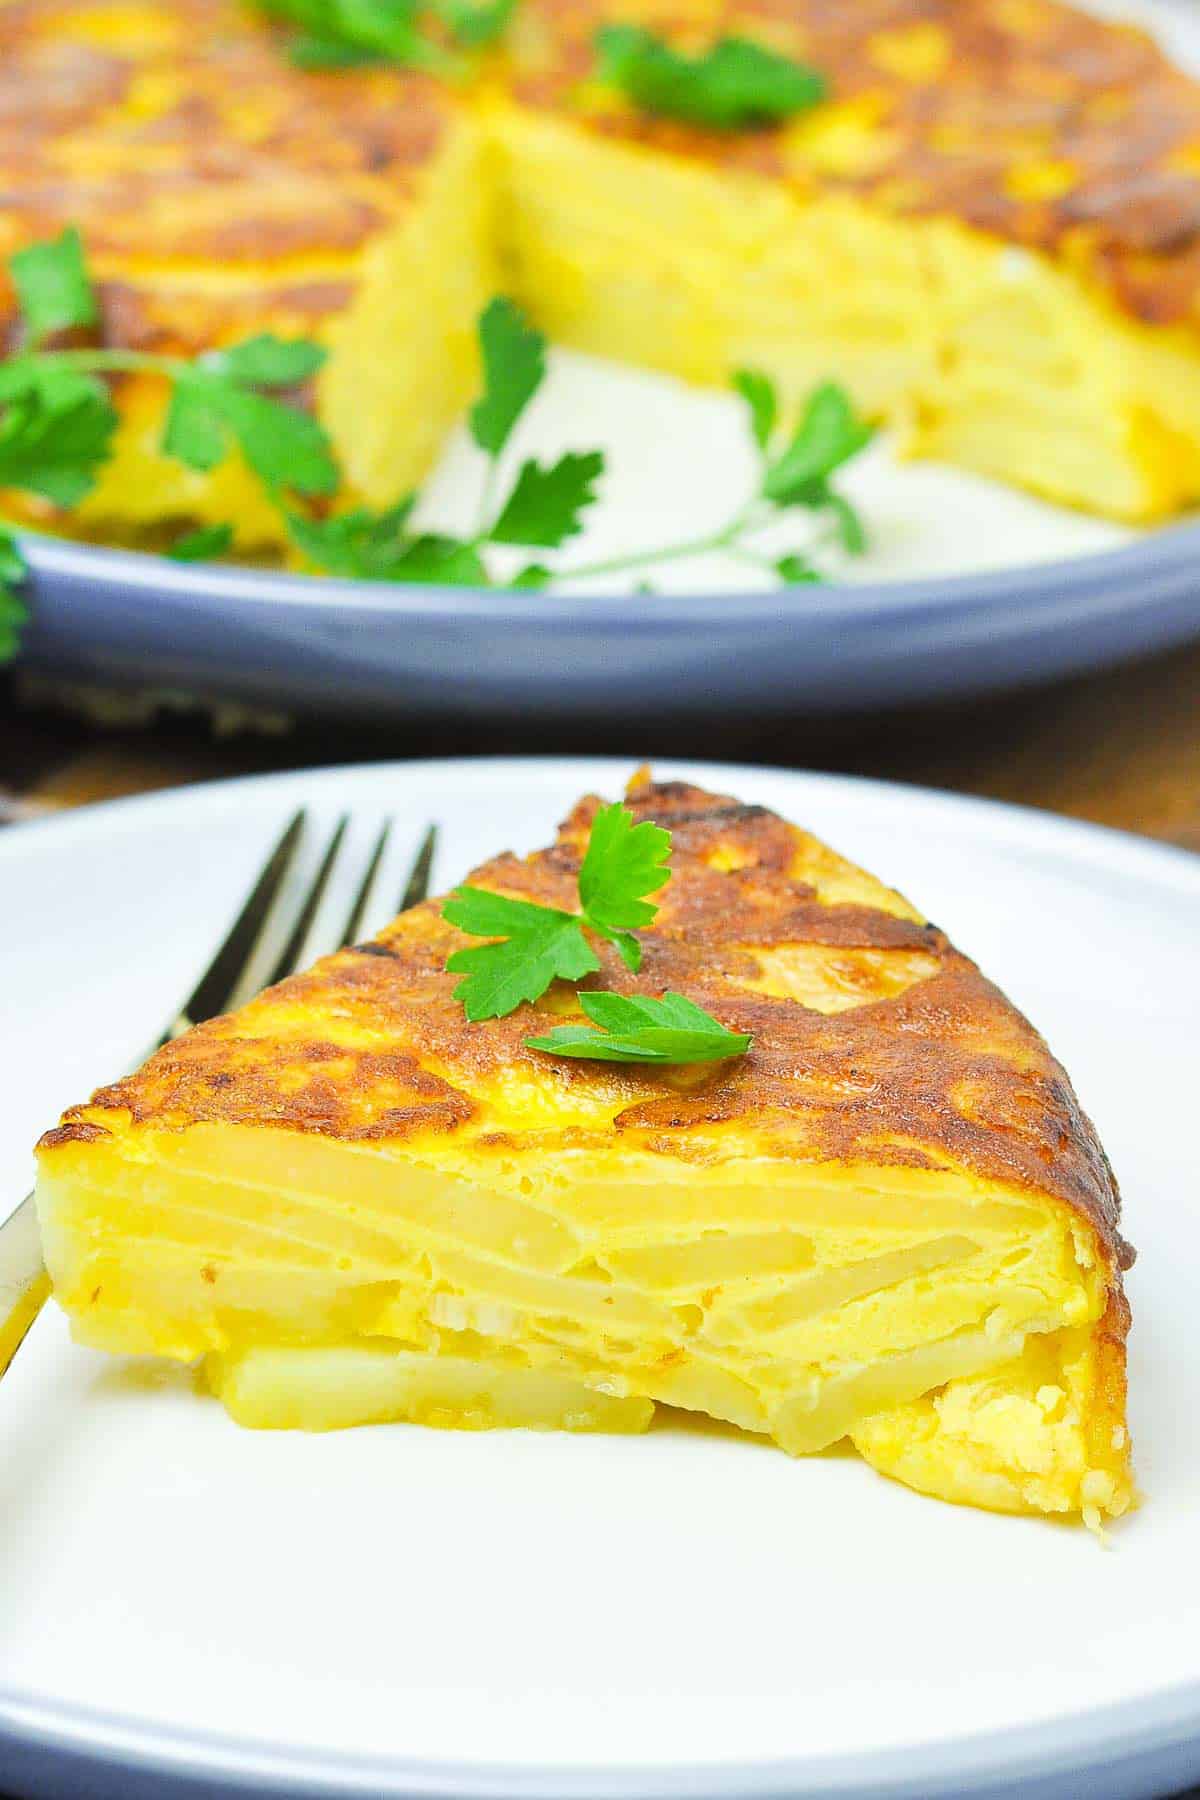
xmin=0 ymin=809 xmax=438 ymax=1384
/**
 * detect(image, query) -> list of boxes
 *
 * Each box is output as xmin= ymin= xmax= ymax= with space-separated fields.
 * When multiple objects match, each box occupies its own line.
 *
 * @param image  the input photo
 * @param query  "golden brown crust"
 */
xmin=506 ymin=0 xmax=1200 ymax=328
xmin=39 ymin=779 xmax=1132 ymax=1285
xmin=0 ymin=0 xmax=455 ymax=355
xmin=4 ymin=0 xmax=1200 ymax=350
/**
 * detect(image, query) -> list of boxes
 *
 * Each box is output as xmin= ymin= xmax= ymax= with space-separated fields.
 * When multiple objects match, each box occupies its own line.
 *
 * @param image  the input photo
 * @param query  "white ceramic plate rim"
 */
xmin=3 ymin=757 xmax=1200 ymax=1800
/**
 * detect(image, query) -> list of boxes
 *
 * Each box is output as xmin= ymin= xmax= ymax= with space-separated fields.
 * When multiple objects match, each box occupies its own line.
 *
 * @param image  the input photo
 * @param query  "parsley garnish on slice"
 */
xmin=443 ymin=800 xmax=670 ymax=1020
xmin=445 ymin=803 xmax=751 ymax=1066
xmin=596 ymin=26 xmax=825 ymax=131
xmin=0 ymin=525 xmax=28 ymax=664
xmin=527 ymin=990 xmax=751 ymax=1065
xmin=442 ymin=889 xmax=603 ymax=1021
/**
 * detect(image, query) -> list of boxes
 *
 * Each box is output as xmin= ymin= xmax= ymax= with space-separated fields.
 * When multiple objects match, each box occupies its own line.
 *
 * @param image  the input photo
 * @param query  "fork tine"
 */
xmin=337 ymin=818 xmax=392 ymax=951
xmin=264 ymin=814 xmax=350 ymax=989
xmin=163 ymin=807 xmax=305 ymax=1042
xmin=399 ymin=824 xmax=438 ymax=913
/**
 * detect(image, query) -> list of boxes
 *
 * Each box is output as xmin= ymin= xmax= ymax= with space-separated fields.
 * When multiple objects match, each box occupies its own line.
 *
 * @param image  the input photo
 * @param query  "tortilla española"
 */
xmin=35 ymin=777 xmax=1135 ymax=1526
xmin=4 ymin=0 xmax=1200 ymax=538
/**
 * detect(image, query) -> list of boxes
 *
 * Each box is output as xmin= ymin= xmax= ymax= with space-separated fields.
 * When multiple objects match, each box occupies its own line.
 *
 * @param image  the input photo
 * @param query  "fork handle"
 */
xmin=0 ymin=1193 xmax=49 ymax=1380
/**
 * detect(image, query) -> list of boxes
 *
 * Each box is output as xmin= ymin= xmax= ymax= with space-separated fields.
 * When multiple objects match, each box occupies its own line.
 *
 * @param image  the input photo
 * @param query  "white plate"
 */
xmin=1 ymin=757 xmax=1199 ymax=1800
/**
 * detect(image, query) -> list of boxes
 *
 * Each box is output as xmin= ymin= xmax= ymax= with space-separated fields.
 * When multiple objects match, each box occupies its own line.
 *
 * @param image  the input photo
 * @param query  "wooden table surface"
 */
xmin=4 ymin=634 xmax=1200 ymax=847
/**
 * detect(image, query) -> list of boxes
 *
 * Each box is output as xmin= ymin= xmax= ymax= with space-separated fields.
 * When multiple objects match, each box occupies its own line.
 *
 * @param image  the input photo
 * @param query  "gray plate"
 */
xmin=13 ymin=519 xmax=1200 ymax=723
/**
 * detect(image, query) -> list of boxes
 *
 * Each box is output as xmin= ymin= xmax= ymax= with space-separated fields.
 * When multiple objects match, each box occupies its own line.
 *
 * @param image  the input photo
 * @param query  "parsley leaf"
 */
xmin=255 ymin=0 xmax=443 ymax=69
xmin=510 ymin=562 xmax=552 ymax=589
xmin=10 ymin=228 xmax=99 ymax=347
xmin=255 ymin=0 xmax=515 ymax=65
xmin=0 ymin=361 xmax=118 ymax=505
xmin=775 ymin=553 xmax=822 ymax=585
xmin=469 ymin=297 xmax=546 ymax=457
xmin=490 ymin=450 xmax=604 ymax=547
xmin=208 ymin=335 xmax=327 ymax=389
xmin=0 ymin=525 xmax=28 ymax=663
xmin=432 ymin=0 xmax=516 ymax=47
xmin=285 ymin=499 xmax=416 ymax=575
xmin=386 ymin=532 xmax=488 ymax=584
xmin=164 ymin=367 xmax=338 ymax=494
xmin=444 ymin=889 xmax=599 ymax=1021
xmin=286 ymin=505 xmax=487 ymax=584
xmin=168 ymin=522 xmax=235 ymax=562
xmin=444 ymin=799 xmax=673 ymax=1020
xmin=527 ymin=990 xmax=752 ymax=1065
xmin=577 ymin=800 xmax=670 ymax=970
xmin=763 ymin=382 xmax=873 ymax=506
xmin=596 ymin=27 xmax=825 ymax=131
xmin=733 ymin=368 xmax=777 ymax=452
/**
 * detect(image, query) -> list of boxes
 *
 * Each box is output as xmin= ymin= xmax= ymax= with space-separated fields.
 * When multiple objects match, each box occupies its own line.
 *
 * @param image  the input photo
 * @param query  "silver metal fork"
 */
xmin=0 ymin=809 xmax=438 ymax=1383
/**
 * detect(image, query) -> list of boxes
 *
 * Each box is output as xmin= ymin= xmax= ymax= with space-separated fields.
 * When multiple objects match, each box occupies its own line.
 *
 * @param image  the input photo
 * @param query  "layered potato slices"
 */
xmin=36 ymin=778 xmax=1135 ymax=1526
xmin=6 ymin=0 xmax=1200 ymax=532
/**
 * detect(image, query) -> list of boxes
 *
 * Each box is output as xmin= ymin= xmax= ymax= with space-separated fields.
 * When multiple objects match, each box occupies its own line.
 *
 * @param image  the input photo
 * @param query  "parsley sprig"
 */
xmin=0 ymin=230 xmax=873 ymax=623
xmin=281 ymin=297 xmax=605 ymax=584
xmin=444 ymin=801 xmax=670 ymax=1018
xmin=443 ymin=801 xmax=750 ymax=1066
xmin=281 ymin=302 xmax=872 ymax=589
xmin=0 ymin=229 xmax=337 ymax=514
xmin=596 ymin=27 xmax=825 ymax=131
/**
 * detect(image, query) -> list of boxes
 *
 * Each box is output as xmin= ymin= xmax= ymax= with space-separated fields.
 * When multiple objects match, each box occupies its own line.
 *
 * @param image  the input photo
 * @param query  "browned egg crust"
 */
xmin=41 ymin=778 xmax=1134 ymax=1305
xmin=508 ymin=0 xmax=1200 ymax=327
xmin=0 ymin=0 xmax=455 ymax=356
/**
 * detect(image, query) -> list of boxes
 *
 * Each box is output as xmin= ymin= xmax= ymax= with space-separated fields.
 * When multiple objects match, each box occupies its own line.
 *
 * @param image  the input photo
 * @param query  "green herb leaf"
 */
xmin=596 ymin=26 xmax=825 ymax=131
xmin=255 ymin=0 xmax=443 ymax=69
xmin=526 ymin=989 xmax=752 ymax=1064
xmin=444 ymin=888 xmax=600 ymax=1021
xmin=489 ymin=450 xmax=604 ymax=547
xmin=510 ymin=562 xmax=552 ymax=589
xmin=432 ymin=0 xmax=516 ymax=47
xmin=733 ymin=368 xmax=778 ymax=453
xmin=168 ymin=522 xmax=235 ymax=562
xmin=0 ymin=362 xmax=118 ymax=505
xmin=469 ymin=297 xmax=546 ymax=457
xmin=763 ymin=382 xmax=873 ymax=506
xmin=286 ymin=506 xmax=487 ymax=584
xmin=209 ymin=334 xmax=327 ymax=389
xmin=163 ymin=369 xmax=338 ymax=494
xmin=10 ymin=228 xmax=99 ymax=347
xmin=285 ymin=499 xmax=416 ymax=576
xmin=385 ymin=532 xmax=488 ymax=584
xmin=577 ymin=799 xmax=671 ymax=970
xmin=444 ymin=800 xmax=672 ymax=1017
xmin=162 ymin=375 xmax=226 ymax=472
xmin=775 ymin=553 xmax=821 ymax=584
xmin=0 ymin=525 xmax=28 ymax=663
